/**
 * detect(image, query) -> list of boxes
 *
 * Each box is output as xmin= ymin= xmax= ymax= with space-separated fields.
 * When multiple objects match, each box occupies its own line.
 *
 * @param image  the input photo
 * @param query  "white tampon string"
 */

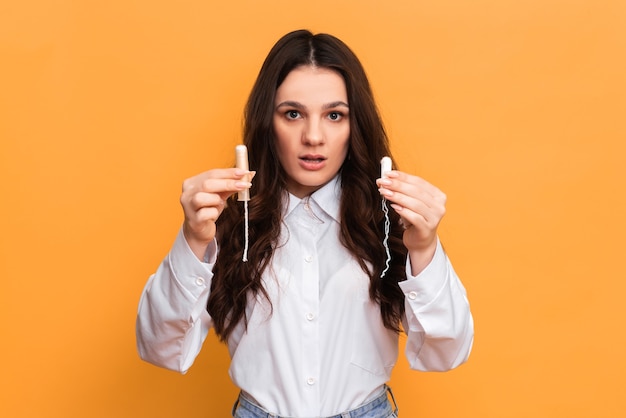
xmin=381 ymin=197 xmax=392 ymax=278
xmin=380 ymin=156 xmax=392 ymax=278
xmin=242 ymin=200 xmax=249 ymax=262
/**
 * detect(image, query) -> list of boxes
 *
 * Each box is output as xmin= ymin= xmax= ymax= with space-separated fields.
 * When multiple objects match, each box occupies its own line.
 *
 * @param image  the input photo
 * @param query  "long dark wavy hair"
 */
xmin=208 ymin=29 xmax=407 ymax=341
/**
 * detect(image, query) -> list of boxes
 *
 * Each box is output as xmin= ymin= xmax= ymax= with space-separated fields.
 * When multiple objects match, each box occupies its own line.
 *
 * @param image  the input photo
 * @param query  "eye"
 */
xmin=328 ymin=111 xmax=344 ymax=121
xmin=285 ymin=110 xmax=301 ymax=120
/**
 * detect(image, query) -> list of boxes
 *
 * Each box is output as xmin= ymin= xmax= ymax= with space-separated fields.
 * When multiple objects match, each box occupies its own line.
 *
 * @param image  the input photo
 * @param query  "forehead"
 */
xmin=275 ymin=65 xmax=347 ymax=104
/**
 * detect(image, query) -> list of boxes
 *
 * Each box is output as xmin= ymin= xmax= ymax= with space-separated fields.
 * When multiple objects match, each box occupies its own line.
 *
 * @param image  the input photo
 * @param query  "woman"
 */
xmin=136 ymin=29 xmax=473 ymax=418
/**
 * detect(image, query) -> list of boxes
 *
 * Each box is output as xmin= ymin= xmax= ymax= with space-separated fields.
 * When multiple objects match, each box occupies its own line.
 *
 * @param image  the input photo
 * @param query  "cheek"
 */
xmin=273 ymin=116 xmax=299 ymax=139
xmin=273 ymin=121 xmax=289 ymax=152
xmin=337 ymin=127 xmax=350 ymax=154
xmin=273 ymin=126 xmax=298 ymax=169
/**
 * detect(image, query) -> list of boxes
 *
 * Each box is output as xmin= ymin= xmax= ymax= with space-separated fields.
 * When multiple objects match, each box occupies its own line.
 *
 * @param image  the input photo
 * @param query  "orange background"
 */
xmin=1 ymin=1 xmax=625 ymax=417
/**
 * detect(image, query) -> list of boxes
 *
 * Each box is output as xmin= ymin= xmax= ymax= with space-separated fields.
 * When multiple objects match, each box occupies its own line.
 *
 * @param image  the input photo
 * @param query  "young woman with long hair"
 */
xmin=136 ymin=29 xmax=473 ymax=418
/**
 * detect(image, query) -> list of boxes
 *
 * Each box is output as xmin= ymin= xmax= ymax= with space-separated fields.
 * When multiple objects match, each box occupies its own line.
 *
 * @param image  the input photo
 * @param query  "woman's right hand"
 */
xmin=180 ymin=168 xmax=252 ymax=260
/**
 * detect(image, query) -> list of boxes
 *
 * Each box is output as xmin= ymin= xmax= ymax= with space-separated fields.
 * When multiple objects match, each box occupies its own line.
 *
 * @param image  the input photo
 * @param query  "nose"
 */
xmin=303 ymin=119 xmax=324 ymax=146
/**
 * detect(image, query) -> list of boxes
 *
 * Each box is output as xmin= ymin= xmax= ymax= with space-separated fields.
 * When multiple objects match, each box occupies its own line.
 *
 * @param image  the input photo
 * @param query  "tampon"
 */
xmin=236 ymin=145 xmax=250 ymax=201
xmin=380 ymin=156 xmax=392 ymax=178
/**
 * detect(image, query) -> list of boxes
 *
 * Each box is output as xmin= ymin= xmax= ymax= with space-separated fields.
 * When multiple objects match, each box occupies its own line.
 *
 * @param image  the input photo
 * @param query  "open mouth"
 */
xmin=300 ymin=157 xmax=325 ymax=163
xmin=298 ymin=155 xmax=327 ymax=170
xmin=300 ymin=155 xmax=326 ymax=163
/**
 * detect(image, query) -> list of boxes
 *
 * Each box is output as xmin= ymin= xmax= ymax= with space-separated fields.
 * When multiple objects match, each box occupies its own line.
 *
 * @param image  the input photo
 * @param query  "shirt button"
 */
xmin=195 ymin=277 xmax=205 ymax=286
xmin=304 ymin=255 xmax=313 ymax=263
xmin=408 ymin=291 xmax=417 ymax=300
xmin=306 ymin=313 xmax=315 ymax=321
xmin=306 ymin=377 xmax=315 ymax=385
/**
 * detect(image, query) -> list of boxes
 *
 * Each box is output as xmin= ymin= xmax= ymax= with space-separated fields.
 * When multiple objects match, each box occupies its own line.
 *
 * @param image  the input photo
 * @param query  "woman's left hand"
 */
xmin=377 ymin=170 xmax=446 ymax=272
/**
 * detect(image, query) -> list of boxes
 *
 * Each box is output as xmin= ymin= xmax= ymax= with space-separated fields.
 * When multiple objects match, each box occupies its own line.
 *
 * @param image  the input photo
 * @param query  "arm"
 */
xmin=136 ymin=229 xmax=217 ymax=373
xmin=400 ymin=239 xmax=474 ymax=371
xmin=377 ymin=170 xmax=474 ymax=371
xmin=136 ymin=167 xmax=252 ymax=372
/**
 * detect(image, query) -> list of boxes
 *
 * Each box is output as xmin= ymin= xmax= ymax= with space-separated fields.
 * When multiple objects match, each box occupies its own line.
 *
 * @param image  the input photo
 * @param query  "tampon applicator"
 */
xmin=236 ymin=145 xmax=250 ymax=201
xmin=235 ymin=145 xmax=250 ymax=261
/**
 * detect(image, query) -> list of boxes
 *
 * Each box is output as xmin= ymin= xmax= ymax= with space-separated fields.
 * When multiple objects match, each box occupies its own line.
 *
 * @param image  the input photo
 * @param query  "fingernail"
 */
xmin=379 ymin=178 xmax=392 ymax=186
xmin=379 ymin=188 xmax=393 ymax=197
xmin=235 ymin=181 xmax=251 ymax=188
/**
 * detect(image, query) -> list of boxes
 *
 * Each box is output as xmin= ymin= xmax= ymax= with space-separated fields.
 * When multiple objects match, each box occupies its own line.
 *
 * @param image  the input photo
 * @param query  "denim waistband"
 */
xmin=232 ymin=385 xmax=398 ymax=418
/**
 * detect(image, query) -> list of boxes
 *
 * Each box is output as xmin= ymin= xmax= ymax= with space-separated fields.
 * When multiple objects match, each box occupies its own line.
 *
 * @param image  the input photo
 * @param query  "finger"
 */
xmin=378 ymin=183 xmax=446 ymax=216
xmin=185 ymin=191 xmax=225 ymax=213
xmin=389 ymin=203 xmax=432 ymax=230
xmin=200 ymin=178 xmax=252 ymax=197
xmin=380 ymin=182 xmax=443 ymax=212
xmin=389 ymin=200 xmax=440 ymax=227
xmin=384 ymin=170 xmax=445 ymax=201
xmin=193 ymin=206 xmax=223 ymax=224
xmin=207 ymin=167 xmax=253 ymax=179
xmin=182 ymin=168 xmax=253 ymax=193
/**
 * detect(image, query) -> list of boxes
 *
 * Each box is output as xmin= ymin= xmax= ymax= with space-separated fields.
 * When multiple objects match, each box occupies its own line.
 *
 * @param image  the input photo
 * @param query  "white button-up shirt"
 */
xmin=136 ymin=177 xmax=473 ymax=417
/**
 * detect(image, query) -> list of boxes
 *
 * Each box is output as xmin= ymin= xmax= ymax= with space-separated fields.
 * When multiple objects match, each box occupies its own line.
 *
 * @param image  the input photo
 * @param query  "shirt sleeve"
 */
xmin=399 ymin=238 xmax=474 ymax=372
xmin=135 ymin=227 xmax=217 ymax=373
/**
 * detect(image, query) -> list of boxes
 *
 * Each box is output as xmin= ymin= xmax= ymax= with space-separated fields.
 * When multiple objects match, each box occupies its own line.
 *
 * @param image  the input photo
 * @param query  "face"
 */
xmin=273 ymin=65 xmax=350 ymax=198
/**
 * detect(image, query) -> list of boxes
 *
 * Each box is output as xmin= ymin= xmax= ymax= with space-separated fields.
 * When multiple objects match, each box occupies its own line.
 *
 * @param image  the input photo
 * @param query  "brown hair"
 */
xmin=208 ymin=30 xmax=407 ymax=341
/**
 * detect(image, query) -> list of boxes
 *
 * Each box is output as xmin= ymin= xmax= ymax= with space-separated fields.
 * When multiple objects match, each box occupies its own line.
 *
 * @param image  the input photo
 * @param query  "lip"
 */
xmin=298 ymin=154 xmax=327 ymax=171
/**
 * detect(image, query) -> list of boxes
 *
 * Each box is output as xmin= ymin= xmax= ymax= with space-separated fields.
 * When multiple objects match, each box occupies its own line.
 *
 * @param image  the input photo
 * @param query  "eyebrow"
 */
xmin=275 ymin=100 xmax=350 ymax=110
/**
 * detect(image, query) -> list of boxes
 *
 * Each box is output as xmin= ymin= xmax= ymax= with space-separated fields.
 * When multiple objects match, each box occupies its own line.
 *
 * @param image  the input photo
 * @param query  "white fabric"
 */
xmin=136 ymin=176 xmax=474 ymax=417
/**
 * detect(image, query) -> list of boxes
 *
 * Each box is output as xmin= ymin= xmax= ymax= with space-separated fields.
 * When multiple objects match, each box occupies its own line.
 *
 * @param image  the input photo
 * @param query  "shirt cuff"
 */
xmin=398 ymin=238 xmax=448 ymax=306
xmin=167 ymin=228 xmax=216 ymax=300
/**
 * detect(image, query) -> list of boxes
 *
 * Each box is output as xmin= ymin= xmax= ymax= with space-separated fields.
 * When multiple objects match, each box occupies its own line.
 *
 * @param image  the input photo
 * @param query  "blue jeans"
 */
xmin=232 ymin=386 xmax=399 ymax=418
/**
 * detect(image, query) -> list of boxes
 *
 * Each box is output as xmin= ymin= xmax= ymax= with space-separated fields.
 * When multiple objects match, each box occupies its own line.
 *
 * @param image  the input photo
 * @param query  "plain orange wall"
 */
xmin=1 ymin=1 xmax=625 ymax=417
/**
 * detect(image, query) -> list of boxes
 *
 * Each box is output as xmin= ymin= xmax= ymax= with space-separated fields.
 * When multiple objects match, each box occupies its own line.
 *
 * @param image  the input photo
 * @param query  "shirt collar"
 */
xmin=285 ymin=175 xmax=342 ymax=222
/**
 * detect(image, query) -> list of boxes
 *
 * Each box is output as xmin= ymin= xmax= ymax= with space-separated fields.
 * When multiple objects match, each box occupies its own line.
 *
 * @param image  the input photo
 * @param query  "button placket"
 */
xmin=298 ymin=201 xmax=320 ymax=406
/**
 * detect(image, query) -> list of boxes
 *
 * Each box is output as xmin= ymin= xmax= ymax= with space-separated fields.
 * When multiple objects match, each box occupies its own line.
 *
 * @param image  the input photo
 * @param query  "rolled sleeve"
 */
xmin=399 ymin=238 xmax=449 ymax=307
xmin=399 ymin=239 xmax=474 ymax=371
xmin=136 ymin=228 xmax=217 ymax=373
